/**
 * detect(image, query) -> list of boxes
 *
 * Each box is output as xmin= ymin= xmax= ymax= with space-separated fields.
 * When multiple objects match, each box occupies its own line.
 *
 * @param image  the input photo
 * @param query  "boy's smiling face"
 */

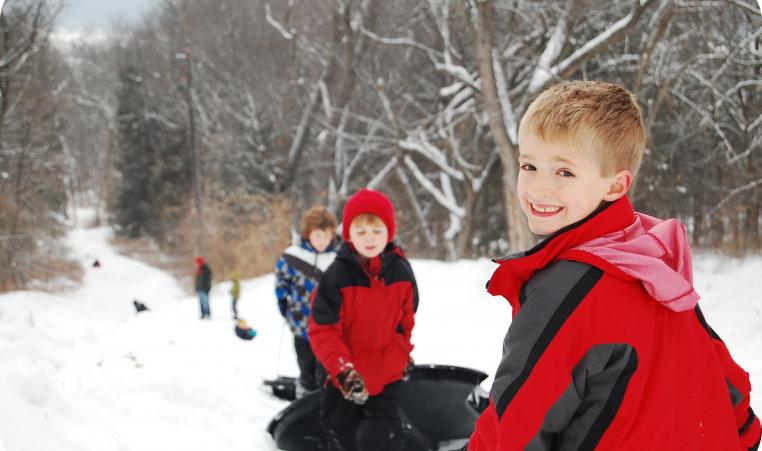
xmin=517 ymin=131 xmax=631 ymax=236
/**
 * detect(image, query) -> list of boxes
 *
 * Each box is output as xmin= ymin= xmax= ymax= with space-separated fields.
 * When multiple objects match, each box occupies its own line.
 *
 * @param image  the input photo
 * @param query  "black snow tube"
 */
xmin=263 ymin=376 xmax=298 ymax=400
xmin=266 ymin=364 xmax=488 ymax=451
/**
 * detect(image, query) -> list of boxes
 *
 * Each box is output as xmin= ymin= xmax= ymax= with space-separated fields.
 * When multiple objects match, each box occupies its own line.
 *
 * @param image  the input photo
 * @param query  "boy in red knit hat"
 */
xmin=308 ymin=188 xmax=418 ymax=451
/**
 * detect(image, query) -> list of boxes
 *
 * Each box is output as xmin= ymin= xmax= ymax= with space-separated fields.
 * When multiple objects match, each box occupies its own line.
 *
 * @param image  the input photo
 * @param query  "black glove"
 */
xmin=336 ymin=363 xmax=368 ymax=404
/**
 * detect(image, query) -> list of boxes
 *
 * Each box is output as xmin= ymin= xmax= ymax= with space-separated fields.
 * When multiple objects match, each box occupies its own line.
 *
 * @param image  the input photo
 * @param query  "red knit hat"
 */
xmin=195 ymin=256 xmax=205 ymax=267
xmin=342 ymin=189 xmax=395 ymax=242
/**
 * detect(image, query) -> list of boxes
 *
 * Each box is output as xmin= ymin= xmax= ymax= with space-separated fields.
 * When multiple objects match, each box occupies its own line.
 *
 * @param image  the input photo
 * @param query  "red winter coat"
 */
xmin=469 ymin=196 xmax=760 ymax=451
xmin=308 ymin=242 xmax=418 ymax=396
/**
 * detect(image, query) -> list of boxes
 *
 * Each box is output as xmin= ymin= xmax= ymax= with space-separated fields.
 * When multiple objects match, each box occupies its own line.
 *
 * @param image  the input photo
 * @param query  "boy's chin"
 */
xmin=530 ymin=228 xmax=557 ymax=237
xmin=527 ymin=221 xmax=565 ymax=237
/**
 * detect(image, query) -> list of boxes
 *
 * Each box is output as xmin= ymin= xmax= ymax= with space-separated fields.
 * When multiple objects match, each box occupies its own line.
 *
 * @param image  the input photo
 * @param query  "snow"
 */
xmin=1 ymin=209 xmax=760 ymax=450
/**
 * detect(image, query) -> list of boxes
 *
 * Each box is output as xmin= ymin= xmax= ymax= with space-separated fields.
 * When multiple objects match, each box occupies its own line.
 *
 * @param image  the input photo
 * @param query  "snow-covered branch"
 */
xmin=395 ymin=167 xmax=437 ymax=248
xmin=265 ymin=4 xmax=295 ymax=40
xmin=435 ymin=62 xmax=481 ymax=92
xmin=726 ymin=0 xmax=761 ymax=14
xmin=366 ymin=155 xmax=398 ymax=189
xmin=359 ymin=27 xmax=443 ymax=58
xmin=527 ymin=0 xmax=576 ymax=93
xmin=669 ymin=87 xmax=738 ymax=163
xmin=707 ymin=177 xmax=762 ymax=216
xmin=441 ymin=172 xmax=461 ymax=240
xmin=145 ymin=112 xmax=182 ymax=130
xmin=399 ymin=134 xmax=465 ymax=181
xmin=529 ymin=0 xmax=657 ymax=93
xmin=403 ymin=155 xmax=465 ymax=217
xmin=492 ymin=50 xmax=518 ymax=146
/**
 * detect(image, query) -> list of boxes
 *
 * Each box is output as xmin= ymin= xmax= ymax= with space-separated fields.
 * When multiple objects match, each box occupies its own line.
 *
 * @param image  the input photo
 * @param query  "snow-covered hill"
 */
xmin=0 ymin=210 xmax=759 ymax=451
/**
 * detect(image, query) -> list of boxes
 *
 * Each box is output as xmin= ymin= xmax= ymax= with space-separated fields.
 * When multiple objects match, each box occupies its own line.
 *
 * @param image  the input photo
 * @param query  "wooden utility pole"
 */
xmin=181 ymin=49 xmax=204 ymax=252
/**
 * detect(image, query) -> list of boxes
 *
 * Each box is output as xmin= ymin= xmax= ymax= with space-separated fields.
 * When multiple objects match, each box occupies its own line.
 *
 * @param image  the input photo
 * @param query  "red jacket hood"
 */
xmin=488 ymin=196 xmax=699 ymax=313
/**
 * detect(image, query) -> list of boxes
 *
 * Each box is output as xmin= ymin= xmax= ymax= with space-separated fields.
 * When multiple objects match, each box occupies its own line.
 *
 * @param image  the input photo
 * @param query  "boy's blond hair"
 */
xmin=350 ymin=213 xmax=385 ymax=228
xmin=519 ymin=80 xmax=645 ymax=176
xmin=300 ymin=206 xmax=337 ymax=239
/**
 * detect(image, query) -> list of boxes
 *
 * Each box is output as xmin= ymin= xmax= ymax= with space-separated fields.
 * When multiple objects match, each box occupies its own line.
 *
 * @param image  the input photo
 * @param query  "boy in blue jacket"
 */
xmin=274 ymin=206 xmax=338 ymax=397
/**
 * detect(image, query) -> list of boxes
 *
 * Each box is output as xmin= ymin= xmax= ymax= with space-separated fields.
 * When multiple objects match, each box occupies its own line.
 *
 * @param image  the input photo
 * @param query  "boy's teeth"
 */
xmin=533 ymin=204 xmax=561 ymax=213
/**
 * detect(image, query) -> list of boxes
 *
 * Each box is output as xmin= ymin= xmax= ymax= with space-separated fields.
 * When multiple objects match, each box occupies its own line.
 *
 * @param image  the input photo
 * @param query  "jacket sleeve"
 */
xmin=204 ymin=267 xmax=212 ymax=292
xmin=398 ymin=260 xmax=418 ymax=351
xmin=274 ymin=255 xmax=291 ymax=317
xmin=307 ymin=269 xmax=353 ymax=379
xmin=469 ymin=262 xmax=634 ymax=451
xmin=696 ymin=307 xmax=761 ymax=450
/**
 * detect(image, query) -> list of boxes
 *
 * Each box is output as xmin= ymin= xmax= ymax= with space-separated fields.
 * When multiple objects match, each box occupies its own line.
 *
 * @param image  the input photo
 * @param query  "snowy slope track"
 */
xmin=0 ymin=210 xmax=759 ymax=450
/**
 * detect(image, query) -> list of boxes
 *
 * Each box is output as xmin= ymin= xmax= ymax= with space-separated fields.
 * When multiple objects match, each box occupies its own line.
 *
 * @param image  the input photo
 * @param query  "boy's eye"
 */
xmin=558 ymin=169 xmax=574 ymax=177
xmin=520 ymin=163 xmax=536 ymax=171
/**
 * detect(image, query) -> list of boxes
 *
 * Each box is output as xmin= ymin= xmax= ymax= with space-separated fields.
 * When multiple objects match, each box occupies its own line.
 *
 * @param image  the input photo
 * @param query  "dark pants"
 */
xmin=231 ymin=297 xmax=238 ymax=319
xmin=320 ymin=381 xmax=404 ymax=451
xmin=294 ymin=336 xmax=318 ymax=391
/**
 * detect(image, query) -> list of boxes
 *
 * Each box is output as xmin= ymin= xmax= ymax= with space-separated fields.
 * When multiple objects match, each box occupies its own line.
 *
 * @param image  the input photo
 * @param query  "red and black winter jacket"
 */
xmin=468 ymin=196 xmax=760 ymax=451
xmin=308 ymin=242 xmax=418 ymax=396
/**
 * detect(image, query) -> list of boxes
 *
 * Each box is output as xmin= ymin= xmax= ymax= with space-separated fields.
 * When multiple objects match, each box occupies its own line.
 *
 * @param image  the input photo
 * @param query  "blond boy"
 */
xmin=467 ymin=81 xmax=759 ymax=450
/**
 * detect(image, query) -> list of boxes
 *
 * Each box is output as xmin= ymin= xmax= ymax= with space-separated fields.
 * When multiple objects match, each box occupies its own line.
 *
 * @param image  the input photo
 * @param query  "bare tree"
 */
xmin=0 ymin=0 xmax=68 ymax=290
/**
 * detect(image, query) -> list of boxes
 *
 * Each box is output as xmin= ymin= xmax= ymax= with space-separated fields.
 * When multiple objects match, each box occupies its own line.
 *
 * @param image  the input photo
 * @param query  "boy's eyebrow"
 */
xmin=518 ymin=152 xmax=577 ymax=167
xmin=552 ymin=155 xmax=577 ymax=166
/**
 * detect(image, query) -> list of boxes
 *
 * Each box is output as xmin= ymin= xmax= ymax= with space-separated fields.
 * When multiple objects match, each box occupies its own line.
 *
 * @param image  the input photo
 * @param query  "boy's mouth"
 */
xmin=530 ymin=202 xmax=564 ymax=217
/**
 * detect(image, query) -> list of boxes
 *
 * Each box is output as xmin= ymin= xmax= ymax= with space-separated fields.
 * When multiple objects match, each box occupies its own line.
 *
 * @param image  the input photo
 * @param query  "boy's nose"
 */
xmin=528 ymin=178 xmax=554 ymax=199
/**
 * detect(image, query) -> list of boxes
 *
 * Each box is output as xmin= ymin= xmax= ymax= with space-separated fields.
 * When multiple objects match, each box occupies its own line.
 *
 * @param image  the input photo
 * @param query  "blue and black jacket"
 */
xmin=274 ymin=239 xmax=338 ymax=339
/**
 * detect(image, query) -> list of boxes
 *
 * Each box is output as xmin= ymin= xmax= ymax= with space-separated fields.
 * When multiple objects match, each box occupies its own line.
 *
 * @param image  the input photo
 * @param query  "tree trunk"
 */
xmin=395 ymin=167 xmax=436 ymax=249
xmin=95 ymin=125 xmax=116 ymax=226
xmin=746 ymin=204 xmax=759 ymax=251
xmin=692 ymin=212 xmax=703 ymax=247
xmin=731 ymin=209 xmax=742 ymax=256
xmin=456 ymin=187 xmax=477 ymax=259
xmin=472 ymin=0 xmax=533 ymax=251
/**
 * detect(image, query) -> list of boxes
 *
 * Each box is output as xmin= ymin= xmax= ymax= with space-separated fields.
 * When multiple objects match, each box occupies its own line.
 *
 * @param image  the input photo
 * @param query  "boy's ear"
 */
xmin=602 ymin=170 xmax=632 ymax=201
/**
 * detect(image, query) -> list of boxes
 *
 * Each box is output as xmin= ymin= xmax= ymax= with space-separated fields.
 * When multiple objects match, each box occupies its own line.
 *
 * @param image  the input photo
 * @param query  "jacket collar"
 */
xmin=336 ymin=241 xmax=405 ymax=279
xmin=488 ymin=196 xmax=635 ymax=309
xmin=299 ymin=238 xmax=339 ymax=254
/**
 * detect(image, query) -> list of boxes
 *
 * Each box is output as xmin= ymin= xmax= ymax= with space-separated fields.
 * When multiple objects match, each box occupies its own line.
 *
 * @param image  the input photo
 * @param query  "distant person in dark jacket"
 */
xmin=275 ymin=206 xmax=339 ymax=398
xmin=195 ymin=256 xmax=212 ymax=319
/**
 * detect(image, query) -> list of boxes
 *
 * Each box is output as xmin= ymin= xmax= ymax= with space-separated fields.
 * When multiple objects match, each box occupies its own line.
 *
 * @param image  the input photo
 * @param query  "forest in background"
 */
xmin=1 ymin=0 xmax=761 ymax=291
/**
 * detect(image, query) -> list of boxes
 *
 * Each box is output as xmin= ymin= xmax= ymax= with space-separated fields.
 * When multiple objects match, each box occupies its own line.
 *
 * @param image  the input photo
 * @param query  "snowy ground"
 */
xmin=0 ymin=210 xmax=760 ymax=451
